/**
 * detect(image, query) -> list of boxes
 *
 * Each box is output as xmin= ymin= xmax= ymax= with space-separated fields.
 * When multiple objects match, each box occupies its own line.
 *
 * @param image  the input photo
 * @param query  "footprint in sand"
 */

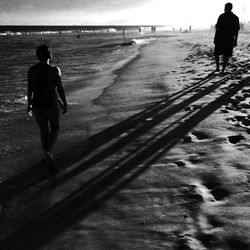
xmin=174 ymin=159 xmax=198 ymax=169
xmin=240 ymin=102 xmax=250 ymax=109
xmin=234 ymin=95 xmax=245 ymax=102
xmin=177 ymin=176 xmax=245 ymax=249
xmin=192 ymin=131 xmax=211 ymax=140
xmin=181 ymin=180 xmax=225 ymax=206
xmin=226 ymin=115 xmax=245 ymax=126
xmin=183 ymin=131 xmax=210 ymax=143
xmin=186 ymin=70 xmax=196 ymax=74
xmin=206 ymin=214 xmax=224 ymax=228
xmin=201 ymin=174 xmax=230 ymax=201
xmin=241 ymin=88 xmax=250 ymax=96
xmin=227 ymin=134 xmax=245 ymax=144
xmin=210 ymin=185 xmax=230 ymax=201
xmin=239 ymin=117 xmax=250 ymax=128
xmin=233 ymin=115 xmax=246 ymax=122
xmin=227 ymin=115 xmax=250 ymax=129
xmin=220 ymin=108 xmax=229 ymax=113
xmin=174 ymin=160 xmax=186 ymax=168
xmin=229 ymin=97 xmax=241 ymax=106
xmin=225 ymin=102 xmax=241 ymax=111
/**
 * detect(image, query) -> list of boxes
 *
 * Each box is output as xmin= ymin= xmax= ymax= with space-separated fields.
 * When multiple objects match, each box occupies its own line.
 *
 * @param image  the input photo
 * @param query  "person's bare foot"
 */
xmin=44 ymin=151 xmax=55 ymax=163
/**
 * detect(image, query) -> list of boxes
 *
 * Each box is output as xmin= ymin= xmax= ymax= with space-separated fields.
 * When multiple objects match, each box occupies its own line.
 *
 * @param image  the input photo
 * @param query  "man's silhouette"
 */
xmin=214 ymin=3 xmax=240 ymax=72
xmin=27 ymin=44 xmax=67 ymax=164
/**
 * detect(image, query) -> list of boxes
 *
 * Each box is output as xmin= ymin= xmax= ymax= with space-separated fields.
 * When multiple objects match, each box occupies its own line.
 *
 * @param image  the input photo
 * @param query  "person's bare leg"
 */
xmin=40 ymin=126 xmax=50 ymax=153
xmin=44 ymin=128 xmax=58 ymax=163
xmin=47 ymin=128 xmax=59 ymax=153
xmin=37 ymin=119 xmax=54 ymax=162
xmin=33 ymin=109 xmax=50 ymax=154
xmin=45 ymin=103 xmax=60 ymax=162
xmin=222 ymin=56 xmax=229 ymax=72
xmin=215 ymin=55 xmax=220 ymax=71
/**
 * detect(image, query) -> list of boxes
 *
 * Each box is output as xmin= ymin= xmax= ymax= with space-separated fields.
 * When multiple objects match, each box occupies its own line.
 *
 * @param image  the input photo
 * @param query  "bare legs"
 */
xmin=215 ymin=55 xmax=229 ymax=73
xmin=215 ymin=55 xmax=220 ymax=71
xmin=40 ymin=125 xmax=59 ymax=158
xmin=222 ymin=56 xmax=229 ymax=72
xmin=33 ymin=103 xmax=60 ymax=162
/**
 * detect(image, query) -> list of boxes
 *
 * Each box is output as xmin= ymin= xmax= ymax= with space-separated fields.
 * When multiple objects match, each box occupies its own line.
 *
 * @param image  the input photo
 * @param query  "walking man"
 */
xmin=27 ymin=44 xmax=67 ymax=163
xmin=214 ymin=3 xmax=240 ymax=72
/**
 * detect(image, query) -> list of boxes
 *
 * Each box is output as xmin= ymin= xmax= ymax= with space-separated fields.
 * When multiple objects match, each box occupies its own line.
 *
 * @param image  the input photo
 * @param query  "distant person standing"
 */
xmin=27 ymin=44 xmax=67 ymax=164
xmin=214 ymin=3 xmax=240 ymax=72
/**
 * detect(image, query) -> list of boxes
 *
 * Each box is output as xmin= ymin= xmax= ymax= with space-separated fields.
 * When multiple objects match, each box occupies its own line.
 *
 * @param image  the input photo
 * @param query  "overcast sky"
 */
xmin=0 ymin=0 xmax=249 ymax=27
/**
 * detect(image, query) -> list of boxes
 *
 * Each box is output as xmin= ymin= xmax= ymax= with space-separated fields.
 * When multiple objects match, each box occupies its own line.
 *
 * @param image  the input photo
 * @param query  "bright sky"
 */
xmin=0 ymin=0 xmax=249 ymax=28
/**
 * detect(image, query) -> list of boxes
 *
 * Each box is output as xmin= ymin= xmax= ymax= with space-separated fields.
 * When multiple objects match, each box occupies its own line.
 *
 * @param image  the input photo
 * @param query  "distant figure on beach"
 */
xmin=214 ymin=3 xmax=240 ymax=72
xmin=240 ymin=21 xmax=245 ymax=32
xmin=27 ymin=44 xmax=67 ymax=163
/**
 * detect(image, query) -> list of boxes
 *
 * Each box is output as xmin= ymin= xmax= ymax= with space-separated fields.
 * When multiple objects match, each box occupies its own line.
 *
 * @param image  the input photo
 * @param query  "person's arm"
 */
xmin=233 ymin=17 xmax=240 ymax=47
xmin=214 ymin=16 xmax=221 ymax=45
xmin=233 ymin=32 xmax=238 ymax=47
xmin=55 ymin=67 xmax=67 ymax=114
xmin=27 ymin=67 xmax=34 ymax=113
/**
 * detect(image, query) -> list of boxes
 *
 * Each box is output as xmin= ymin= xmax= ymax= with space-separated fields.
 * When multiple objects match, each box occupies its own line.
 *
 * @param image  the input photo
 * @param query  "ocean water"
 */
xmin=0 ymin=26 xmax=159 ymax=115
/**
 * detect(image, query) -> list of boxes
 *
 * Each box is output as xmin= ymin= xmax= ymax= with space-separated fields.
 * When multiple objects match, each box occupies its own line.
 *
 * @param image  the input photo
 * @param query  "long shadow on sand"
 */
xmin=0 ymin=70 xmax=218 ymax=203
xmin=0 ymin=68 xmax=239 ymax=205
xmin=0 ymin=69 xmax=249 ymax=249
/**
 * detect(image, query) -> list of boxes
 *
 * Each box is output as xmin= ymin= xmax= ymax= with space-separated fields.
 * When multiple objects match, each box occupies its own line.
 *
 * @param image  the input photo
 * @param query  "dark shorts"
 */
xmin=214 ymin=42 xmax=233 ymax=57
xmin=32 ymin=101 xmax=60 ymax=130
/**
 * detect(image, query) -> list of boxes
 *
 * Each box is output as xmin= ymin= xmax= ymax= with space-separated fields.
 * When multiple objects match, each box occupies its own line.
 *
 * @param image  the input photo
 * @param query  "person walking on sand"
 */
xmin=214 ymin=2 xmax=240 ymax=73
xmin=27 ymin=44 xmax=67 ymax=163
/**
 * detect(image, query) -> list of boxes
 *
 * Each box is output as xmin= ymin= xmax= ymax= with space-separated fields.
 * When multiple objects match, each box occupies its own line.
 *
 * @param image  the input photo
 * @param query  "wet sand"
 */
xmin=1 ymin=32 xmax=250 ymax=249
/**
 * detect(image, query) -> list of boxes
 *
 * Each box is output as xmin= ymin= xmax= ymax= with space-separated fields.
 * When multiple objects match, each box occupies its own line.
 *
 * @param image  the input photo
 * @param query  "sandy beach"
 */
xmin=1 ymin=31 xmax=250 ymax=249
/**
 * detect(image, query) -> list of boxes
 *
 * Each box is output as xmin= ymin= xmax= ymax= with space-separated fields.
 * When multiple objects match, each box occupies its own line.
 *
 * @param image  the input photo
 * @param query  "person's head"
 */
xmin=225 ymin=2 xmax=233 ymax=13
xmin=36 ymin=44 xmax=51 ymax=62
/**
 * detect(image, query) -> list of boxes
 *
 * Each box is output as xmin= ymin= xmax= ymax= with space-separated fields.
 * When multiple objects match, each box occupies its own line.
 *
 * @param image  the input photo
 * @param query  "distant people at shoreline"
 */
xmin=214 ymin=2 xmax=240 ymax=73
xmin=240 ymin=21 xmax=245 ymax=32
xmin=151 ymin=26 xmax=156 ymax=33
xmin=27 ymin=44 xmax=67 ymax=165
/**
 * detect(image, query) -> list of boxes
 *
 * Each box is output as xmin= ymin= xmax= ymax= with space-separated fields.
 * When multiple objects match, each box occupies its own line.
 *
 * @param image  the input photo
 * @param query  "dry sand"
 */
xmin=1 ymin=32 xmax=250 ymax=249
